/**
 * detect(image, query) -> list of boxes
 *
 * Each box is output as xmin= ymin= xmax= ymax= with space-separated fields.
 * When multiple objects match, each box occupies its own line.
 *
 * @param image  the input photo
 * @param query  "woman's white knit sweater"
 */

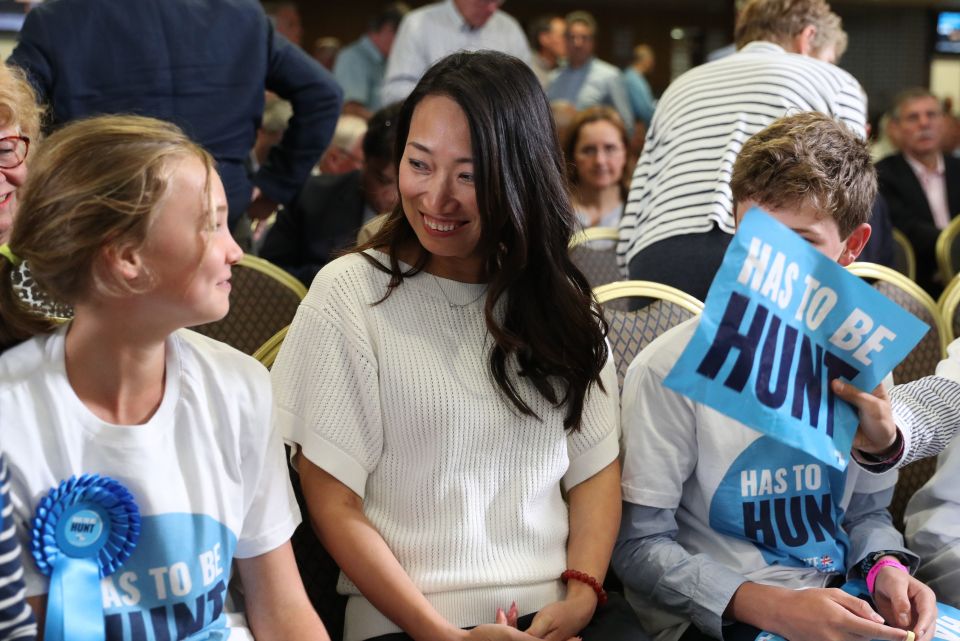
xmin=272 ymin=251 xmax=619 ymax=641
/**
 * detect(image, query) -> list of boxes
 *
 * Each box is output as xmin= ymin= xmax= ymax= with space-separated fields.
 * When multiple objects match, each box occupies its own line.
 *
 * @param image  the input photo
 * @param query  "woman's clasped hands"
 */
xmin=461 ymin=590 xmax=595 ymax=641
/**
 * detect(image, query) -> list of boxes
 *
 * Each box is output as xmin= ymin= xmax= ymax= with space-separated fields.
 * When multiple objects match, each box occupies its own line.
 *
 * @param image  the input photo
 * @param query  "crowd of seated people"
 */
xmin=2 ymin=1 xmax=960 ymax=640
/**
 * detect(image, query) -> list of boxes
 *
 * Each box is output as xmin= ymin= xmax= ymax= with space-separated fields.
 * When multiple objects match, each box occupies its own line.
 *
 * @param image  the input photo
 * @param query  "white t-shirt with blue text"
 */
xmin=0 ymin=326 xmax=299 ymax=640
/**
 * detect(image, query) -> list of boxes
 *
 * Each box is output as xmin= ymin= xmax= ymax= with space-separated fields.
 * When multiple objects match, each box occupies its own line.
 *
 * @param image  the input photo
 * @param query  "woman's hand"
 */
xmin=872 ymin=565 xmax=938 ymax=641
xmin=729 ymin=582 xmax=914 ymax=641
xmin=460 ymin=608 xmax=541 ymax=641
xmin=463 ymin=626 xmax=542 ymax=641
xmin=523 ymin=583 xmax=596 ymax=641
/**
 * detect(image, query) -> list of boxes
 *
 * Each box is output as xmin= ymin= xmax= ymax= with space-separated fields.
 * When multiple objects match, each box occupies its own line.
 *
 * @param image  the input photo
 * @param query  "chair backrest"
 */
xmin=594 ymin=280 xmax=704 ymax=389
xmin=889 ymin=456 xmax=938 ymax=533
xmin=891 ymin=228 xmax=917 ymax=282
xmin=847 ymin=262 xmax=948 ymax=384
xmin=569 ymin=227 xmax=623 ymax=289
xmin=190 ymin=255 xmax=306 ymax=355
xmin=252 ymin=325 xmax=289 ymax=369
xmin=288 ymin=456 xmax=348 ymax=641
xmin=251 ymin=325 xmax=348 ymax=641
xmin=939 ymin=273 xmax=960 ymax=345
xmin=936 ymin=215 xmax=960 ymax=286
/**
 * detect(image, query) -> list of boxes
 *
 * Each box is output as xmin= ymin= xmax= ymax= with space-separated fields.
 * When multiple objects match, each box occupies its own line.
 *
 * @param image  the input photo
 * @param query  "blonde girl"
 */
xmin=0 ymin=115 xmax=328 ymax=641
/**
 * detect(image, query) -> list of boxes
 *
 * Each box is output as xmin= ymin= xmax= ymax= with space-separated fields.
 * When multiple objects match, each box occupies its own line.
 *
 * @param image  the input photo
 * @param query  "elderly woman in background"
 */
xmin=0 ymin=62 xmax=42 ymax=641
xmin=565 ymin=106 xmax=628 ymax=232
xmin=0 ymin=63 xmax=41 ymax=244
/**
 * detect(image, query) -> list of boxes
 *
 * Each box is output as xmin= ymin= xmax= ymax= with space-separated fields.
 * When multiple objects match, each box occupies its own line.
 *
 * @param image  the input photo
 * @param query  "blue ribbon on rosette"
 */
xmin=31 ymin=474 xmax=140 ymax=641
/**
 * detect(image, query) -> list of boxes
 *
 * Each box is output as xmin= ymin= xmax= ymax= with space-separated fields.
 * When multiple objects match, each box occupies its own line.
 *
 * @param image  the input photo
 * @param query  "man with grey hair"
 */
xmin=317 ymin=114 xmax=368 ymax=176
xmin=617 ymin=0 xmax=866 ymax=304
xmin=877 ymin=88 xmax=960 ymax=296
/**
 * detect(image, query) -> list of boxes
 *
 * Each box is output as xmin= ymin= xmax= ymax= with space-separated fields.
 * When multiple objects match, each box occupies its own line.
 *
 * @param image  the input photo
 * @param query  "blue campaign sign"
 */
xmin=664 ymin=208 xmax=928 ymax=469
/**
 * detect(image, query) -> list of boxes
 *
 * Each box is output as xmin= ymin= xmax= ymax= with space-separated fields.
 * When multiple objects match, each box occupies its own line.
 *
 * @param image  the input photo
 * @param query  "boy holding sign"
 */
xmin=614 ymin=113 xmax=937 ymax=641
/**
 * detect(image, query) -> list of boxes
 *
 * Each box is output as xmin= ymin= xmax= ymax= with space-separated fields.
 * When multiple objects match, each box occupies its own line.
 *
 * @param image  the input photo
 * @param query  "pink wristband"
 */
xmin=866 ymin=557 xmax=908 ymax=594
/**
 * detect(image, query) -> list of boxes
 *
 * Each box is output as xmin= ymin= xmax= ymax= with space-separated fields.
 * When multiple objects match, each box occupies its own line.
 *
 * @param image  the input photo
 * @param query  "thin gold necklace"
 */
xmin=432 ymin=274 xmax=487 ymax=308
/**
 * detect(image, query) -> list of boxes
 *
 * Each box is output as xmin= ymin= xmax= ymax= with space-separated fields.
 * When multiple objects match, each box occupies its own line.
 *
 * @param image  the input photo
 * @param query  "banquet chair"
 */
xmin=191 ymin=255 xmax=306 ymax=355
xmin=847 ymin=262 xmax=947 ymax=384
xmin=891 ymin=229 xmax=916 ymax=282
xmin=570 ymin=226 xmax=623 ymax=289
xmin=593 ymin=280 xmax=704 ymax=390
xmin=939 ymin=274 xmax=960 ymax=345
xmin=251 ymin=326 xmax=348 ymax=641
xmin=935 ymin=215 xmax=960 ymax=286
xmin=287 ymin=460 xmax=348 ymax=641
xmin=251 ymin=325 xmax=289 ymax=369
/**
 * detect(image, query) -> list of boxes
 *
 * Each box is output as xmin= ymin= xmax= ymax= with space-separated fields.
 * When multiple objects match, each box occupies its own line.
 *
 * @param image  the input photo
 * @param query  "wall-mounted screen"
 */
xmin=935 ymin=11 xmax=960 ymax=55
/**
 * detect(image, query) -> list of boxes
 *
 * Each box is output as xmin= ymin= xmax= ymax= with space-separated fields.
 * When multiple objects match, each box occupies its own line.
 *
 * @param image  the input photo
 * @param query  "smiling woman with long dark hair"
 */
xmin=272 ymin=50 xmax=641 ymax=641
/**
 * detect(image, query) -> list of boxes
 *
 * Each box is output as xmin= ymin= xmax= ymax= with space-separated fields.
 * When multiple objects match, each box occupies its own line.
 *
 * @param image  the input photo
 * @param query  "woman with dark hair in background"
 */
xmin=272 ymin=51 xmax=641 ymax=641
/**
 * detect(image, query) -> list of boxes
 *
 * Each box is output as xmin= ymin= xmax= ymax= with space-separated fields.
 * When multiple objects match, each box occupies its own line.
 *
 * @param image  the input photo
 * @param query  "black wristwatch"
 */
xmin=859 ymin=550 xmax=911 ymax=577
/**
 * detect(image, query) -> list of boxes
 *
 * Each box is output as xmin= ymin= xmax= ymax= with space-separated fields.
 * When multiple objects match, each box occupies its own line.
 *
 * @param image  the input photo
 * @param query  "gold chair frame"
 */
xmin=847 ymin=262 xmax=949 ymax=357
xmin=939 ymin=274 xmax=960 ymax=344
xmin=569 ymin=226 xmax=620 ymax=248
xmin=593 ymin=280 xmax=704 ymax=313
xmin=252 ymin=325 xmax=289 ymax=369
xmin=891 ymin=228 xmax=917 ymax=283
xmin=239 ymin=254 xmax=307 ymax=299
xmin=189 ymin=254 xmax=305 ymax=355
xmin=935 ymin=215 xmax=960 ymax=286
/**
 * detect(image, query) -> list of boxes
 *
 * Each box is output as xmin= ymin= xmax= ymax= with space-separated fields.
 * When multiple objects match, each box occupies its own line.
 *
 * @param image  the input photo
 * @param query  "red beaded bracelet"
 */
xmin=561 ymin=569 xmax=608 ymax=605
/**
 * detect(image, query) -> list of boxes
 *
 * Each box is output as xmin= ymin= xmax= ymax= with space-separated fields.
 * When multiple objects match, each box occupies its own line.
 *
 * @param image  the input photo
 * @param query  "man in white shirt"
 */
xmin=876 ymin=88 xmax=960 ymax=296
xmin=380 ymin=0 xmax=530 ymax=105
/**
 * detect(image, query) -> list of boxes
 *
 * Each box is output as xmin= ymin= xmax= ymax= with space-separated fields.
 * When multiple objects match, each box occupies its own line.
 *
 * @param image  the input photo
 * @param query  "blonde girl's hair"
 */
xmin=0 ymin=63 xmax=43 ymax=140
xmin=0 ymin=115 xmax=214 ymax=349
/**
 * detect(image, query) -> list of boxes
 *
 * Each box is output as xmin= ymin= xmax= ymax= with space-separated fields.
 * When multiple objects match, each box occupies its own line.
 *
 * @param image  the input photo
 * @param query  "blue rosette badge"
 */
xmin=31 ymin=474 xmax=140 ymax=641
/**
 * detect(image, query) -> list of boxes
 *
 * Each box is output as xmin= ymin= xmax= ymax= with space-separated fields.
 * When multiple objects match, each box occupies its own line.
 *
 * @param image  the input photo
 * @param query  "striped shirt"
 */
xmin=617 ymin=41 xmax=867 ymax=270
xmin=0 ymin=455 xmax=35 ymax=640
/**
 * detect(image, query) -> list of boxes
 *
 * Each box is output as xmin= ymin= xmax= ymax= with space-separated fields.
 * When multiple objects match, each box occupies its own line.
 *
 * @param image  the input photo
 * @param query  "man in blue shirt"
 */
xmin=623 ymin=44 xmax=656 ymax=129
xmin=334 ymin=3 xmax=409 ymax=120
xmin=546 ymin=11 xmax=633 ymax=134
xmin=9 ymin=0 xmax=342 ymax=232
